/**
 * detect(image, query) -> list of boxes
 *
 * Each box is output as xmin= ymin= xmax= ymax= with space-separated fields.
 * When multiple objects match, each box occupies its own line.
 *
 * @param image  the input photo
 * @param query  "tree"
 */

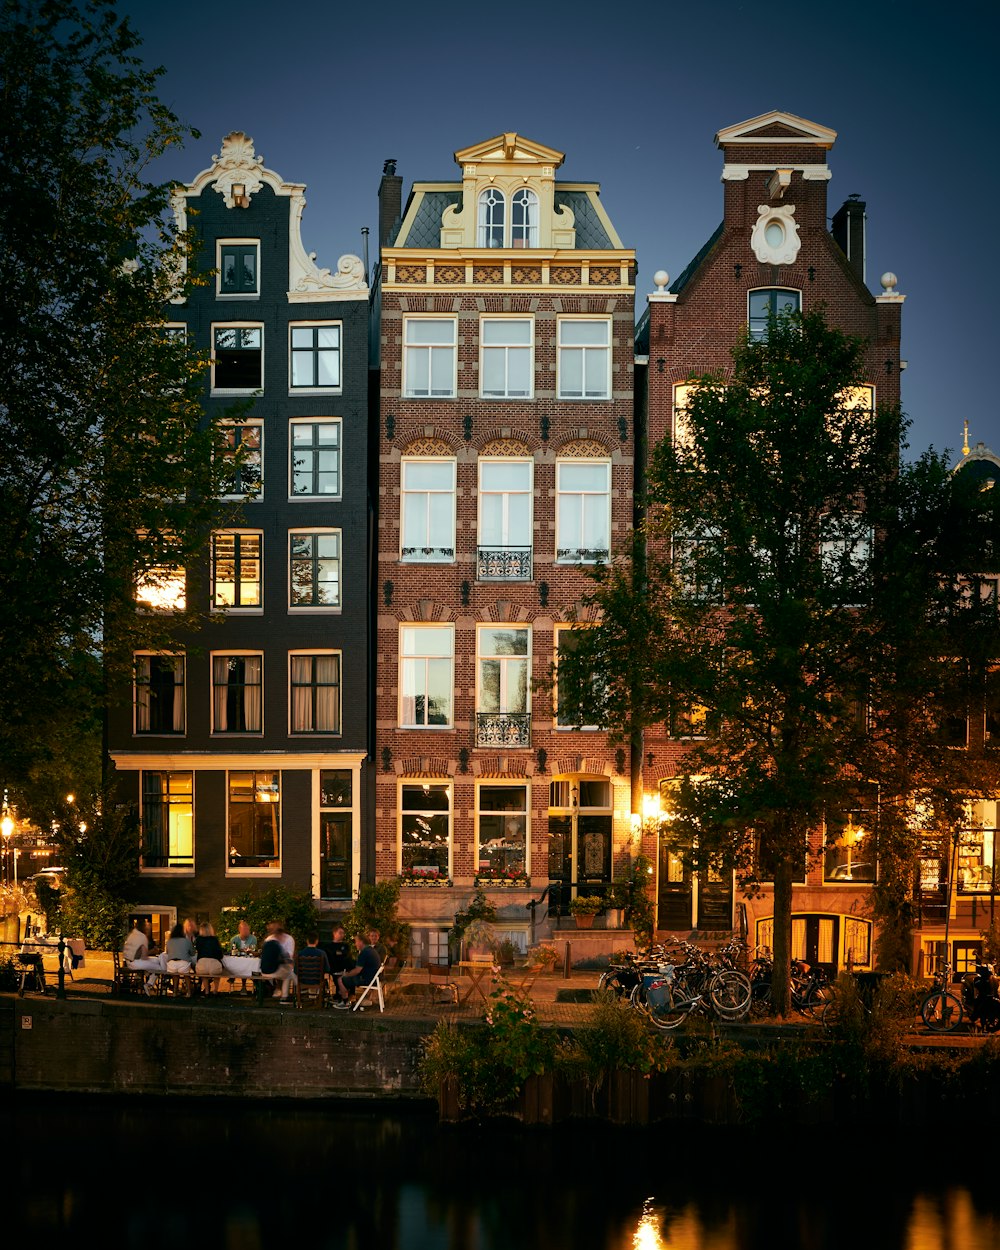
xmin=560 ymin=310 xmax=940 ymax=1013
xmin=0 ymin=0 xmax=230 ymax=819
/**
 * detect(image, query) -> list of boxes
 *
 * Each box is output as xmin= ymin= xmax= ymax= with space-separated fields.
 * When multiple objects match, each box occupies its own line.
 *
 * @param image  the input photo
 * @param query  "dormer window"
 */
xmin=477 ymin=187 xmax=539 ymax=248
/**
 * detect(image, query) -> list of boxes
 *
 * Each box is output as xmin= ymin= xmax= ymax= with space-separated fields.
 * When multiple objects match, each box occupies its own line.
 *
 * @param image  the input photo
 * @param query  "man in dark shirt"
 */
xmin=333 ymin=934 xmax=382 ymax=1009
xmin=320 ymin=924 xmax=351 ymax=977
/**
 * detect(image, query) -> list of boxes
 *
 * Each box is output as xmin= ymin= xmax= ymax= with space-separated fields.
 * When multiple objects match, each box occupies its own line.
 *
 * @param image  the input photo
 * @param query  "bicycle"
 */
xmin=630 ymin=943 xmax=752 ymax=1030
xmin=920 ymin=962 xmax=964 ymax=1033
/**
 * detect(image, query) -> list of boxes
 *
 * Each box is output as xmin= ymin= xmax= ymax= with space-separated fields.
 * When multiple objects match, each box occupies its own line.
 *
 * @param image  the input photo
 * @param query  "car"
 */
xmin=30 ymin=867 xmax=67 ymax=887
xmin=828 ymin=862 xmax=874 ymax=882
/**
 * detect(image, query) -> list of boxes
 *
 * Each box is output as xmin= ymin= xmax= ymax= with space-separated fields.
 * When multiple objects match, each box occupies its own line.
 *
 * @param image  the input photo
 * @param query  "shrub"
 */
xmin=218 ymin=885 xmax=319 ymax=951
xmin=340 ymin=879 xmax=410 ymax=960
xmin=565 ymin=989 xmax=667 ymax=1094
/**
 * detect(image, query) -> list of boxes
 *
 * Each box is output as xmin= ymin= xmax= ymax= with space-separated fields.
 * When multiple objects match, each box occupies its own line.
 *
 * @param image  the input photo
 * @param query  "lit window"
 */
xmin=290 ymin=419 xmax=340 ymax=498
xmin=400 ymin=459 xmax=455 ymax=561
xmin=136 ymin=563 xmax=186 ymax=612
xmin=478 ymin=459 xmax=532 ymax=580
xmin=403 ymin=318 xmax=456 ymax=397
xmin=748 ymin=289 xmax=800 ymax=340
xmin=213 ymin=325 xmax=262 ymax=390
xmin=401 ymin=782 xmax=451 ymax=883
xmin=400 ymin=625 xmax=453 ymax=727
xmin=477 ymin=626 xmax=530 ymax=747
xmin=477 ymin=784 xmax=528 ymax=884
xmin=290 ymin=323 xmax=341 ymax=390
xmin=556 ymin=460 xmax=610 ymax=562
xmin=212 ymin=654 xmax=263 ymax=734
xmin=218 ymin=242 xmax=258 ymax=295
xmin=211 ymin=531 xmax=262 ymax=609
xmin=228 ymin=771 xmax=279 ymax=870
xmin=218 ymin=423 xmax=262 ymax=500
xmin=134 ymin=655 xmax=185 ymax=734
xmin=481 ymin=318 xmax=532 ymax=398
xmin=141 ymin=771 xmax=193 ymax=870
xmin=290 ymin=653 xmax=341 ymax=734
xmin=289 ymin=530 xmax=341 ymax=608
xmin=557 ymin=319 xmax=610 ymax=399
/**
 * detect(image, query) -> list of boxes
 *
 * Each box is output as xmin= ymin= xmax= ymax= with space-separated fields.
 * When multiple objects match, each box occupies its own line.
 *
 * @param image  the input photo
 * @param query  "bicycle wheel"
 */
xmin=921 ymin=991 xmax=964 ymax=1033
xmin=710 ymin=970 xmax=752 ymax=1020
xmin=799 ymin=980 xmax=834 ymax=1017
xmin=631 ymin=980 xmax=689 ymax=1030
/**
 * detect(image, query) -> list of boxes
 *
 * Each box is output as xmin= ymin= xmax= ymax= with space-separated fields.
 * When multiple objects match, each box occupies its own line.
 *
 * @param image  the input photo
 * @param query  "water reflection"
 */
xmin=3 ymin=1095 xmax=998 ymax=1250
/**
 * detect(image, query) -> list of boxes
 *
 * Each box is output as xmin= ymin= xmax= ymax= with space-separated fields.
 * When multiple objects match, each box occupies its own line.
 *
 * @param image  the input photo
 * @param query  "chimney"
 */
xmin=832 ymin=194 xmax=866 ymax=285
xmin=378 ymin=159 xmax=403 ymax=247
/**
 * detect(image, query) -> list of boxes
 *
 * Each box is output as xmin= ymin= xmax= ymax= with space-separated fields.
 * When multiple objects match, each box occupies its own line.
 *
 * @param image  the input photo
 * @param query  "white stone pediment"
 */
xmin=716 ymin=111 xmax=837 ymax=149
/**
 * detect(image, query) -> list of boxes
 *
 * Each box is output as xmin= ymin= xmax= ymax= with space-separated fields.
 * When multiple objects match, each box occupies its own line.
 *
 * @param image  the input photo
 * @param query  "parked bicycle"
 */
xmin=629 ymin=941 xmax=752 ymax=1030
xmin=747 ymin=946 xmax=832 ymax=1017
xmin=920 ymin=961 xmax=964 ymax=1033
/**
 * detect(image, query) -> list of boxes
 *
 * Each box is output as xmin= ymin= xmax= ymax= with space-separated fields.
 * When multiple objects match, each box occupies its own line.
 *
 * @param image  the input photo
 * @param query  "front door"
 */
xmin=319 ymin=770 xmax=352 ymax=899
xmin=548 ymin=777 xmax=612 ymax=916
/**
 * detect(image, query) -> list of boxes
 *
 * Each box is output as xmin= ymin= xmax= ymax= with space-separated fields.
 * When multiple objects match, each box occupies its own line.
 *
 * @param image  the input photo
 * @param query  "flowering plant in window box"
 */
xmin=475 ymin=872 xmax=530 ymax=889
xmin=401 ymin=867 xmax=453 ymax=887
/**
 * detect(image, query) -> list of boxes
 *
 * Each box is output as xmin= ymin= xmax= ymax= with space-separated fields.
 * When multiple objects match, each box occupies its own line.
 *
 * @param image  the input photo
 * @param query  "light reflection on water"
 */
xmin=4 ymin=1095 xmax=998 ymax=1250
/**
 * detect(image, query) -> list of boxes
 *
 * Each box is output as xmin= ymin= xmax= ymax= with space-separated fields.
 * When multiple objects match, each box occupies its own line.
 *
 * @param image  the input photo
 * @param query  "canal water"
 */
xmin=4 ymin=1094 xmax=997 ymax=1249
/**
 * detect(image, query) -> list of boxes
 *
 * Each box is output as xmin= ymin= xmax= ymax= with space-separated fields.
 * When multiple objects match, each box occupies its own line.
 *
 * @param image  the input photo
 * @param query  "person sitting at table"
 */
xmin=295 ymin=932 xmax=330 ymax=1004
xmin=122 ymin=920 xmax=166 ymax=994
xmin=228 ymin=919 xmax=258 ymax=993
xmin=368 ymin=928 xmax=388 ymax=965
xmin=332 ymin=933 xmax=381 ymax=1009
xmin=259 ymin=923 xmax=294 ymax=1003
xmin=274 ymin=921 xmax=295 ymax=962
xmin=164 ymin=922 xmax=196 ymax=975
xmin=194 ymin=921 xmax=226 ymax=995
xmin=320 ymin=924 xmax=351 ymax=985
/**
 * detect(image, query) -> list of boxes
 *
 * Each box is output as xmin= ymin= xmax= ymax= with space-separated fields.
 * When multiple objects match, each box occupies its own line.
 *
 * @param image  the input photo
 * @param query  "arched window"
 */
xmin=511 ymin=188 xmax=538 ymax=248
xmin=748 ymin=288 xmax=800 ymax=340
xmin=478 ymin=188 xmax=505 ymax=247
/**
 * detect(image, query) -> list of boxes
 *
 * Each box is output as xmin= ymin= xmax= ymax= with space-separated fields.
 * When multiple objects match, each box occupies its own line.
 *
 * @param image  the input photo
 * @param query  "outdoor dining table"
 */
xmin=456 ymin=960 xmax=494 ymax=1006
xmin=21 ymin=936 xmax=78 ymax=974
xmin=222 ymin=954 xmax=261 ymax=979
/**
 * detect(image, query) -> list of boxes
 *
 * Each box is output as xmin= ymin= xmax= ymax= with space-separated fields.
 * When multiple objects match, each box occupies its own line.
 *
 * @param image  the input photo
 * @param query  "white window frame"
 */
xmin=226 ymin=769 xmax=281 ymax=875
xmin=510 ymin=188 xmax=539 ymax=248
xmin=289 ymin=650 xmax=342 ymax=735
xmin=211 ymin=651 xmax=264 ymax=735
xmin=134 ymin=653 xmax=186 ymax=736
xmin=480 ymin=316 xmax=533 ymax=399
xmin=402 ymin=317 xmax=457 ymax=398
xmin=288 ymin=528 xmax=342 ymax=611
xmin=211 ymin=322 xmax=264 ymax=394
xmin=289 ymin=321 xmax=342 ymax=393
xmin=218 ymin=421 xmax=263 ymax=501
xmin=289 ymin=418 xmax=342 ymax=500
xmin=399 ymin=624 xmax=454 ymax=729
xmin=211 ymin=529 xmax=263 ymax=612
xmin=556 ymin=317 xmax=611 ymax=400
xmin=399 ymin=780 xmax=452 ymax=883
xmin=477 ymin=187 xmax=505 ymax=248
xmin=476 ymin=781 xmax=530 ymax=884
xmin=400 ymin=457 xmax=456 ymax=563
xmin=553 ymin=625 xmax=600 ymax=731
xmin=140 ymin=770 xmax=194 ymax=873
xmin=216 ymin=239 xmax=259 ymax=298
xmin=555 ymin=459 xmax=611 ymax=563
xmin=477 ymin=457 xmax=533 ymax=561
xmin=476 ymin=625 xmax=531 ymax=717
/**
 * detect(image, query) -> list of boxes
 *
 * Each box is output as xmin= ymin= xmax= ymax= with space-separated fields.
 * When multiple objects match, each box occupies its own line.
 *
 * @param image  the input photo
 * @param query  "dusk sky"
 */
xmin=121 ymin=0 xmax=997 ymax=463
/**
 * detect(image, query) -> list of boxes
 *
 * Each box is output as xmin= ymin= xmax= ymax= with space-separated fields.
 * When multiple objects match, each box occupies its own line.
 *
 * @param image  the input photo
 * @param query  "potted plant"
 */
xmin=526 ymin=944 xmax=559 ymax=973
xmin=463 ymin=916 xmax=497 ymax=962
xmin=495 ymin=937 xmax=518 ymax=967
xmin=569 ymin=894 xmax=605 ymax=929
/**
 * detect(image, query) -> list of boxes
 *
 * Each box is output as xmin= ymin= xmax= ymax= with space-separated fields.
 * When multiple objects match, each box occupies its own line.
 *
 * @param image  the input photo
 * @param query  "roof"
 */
xmin=670 ymin=222 xmax=724 ymax=294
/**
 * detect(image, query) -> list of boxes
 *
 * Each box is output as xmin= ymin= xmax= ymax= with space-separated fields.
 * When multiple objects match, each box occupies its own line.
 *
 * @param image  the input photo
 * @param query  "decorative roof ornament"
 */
xmin=211 ymin=131 xmax=266 ymax=208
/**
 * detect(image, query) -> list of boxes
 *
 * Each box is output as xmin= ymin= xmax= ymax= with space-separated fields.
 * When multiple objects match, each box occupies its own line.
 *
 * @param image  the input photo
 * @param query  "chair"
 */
xmin=112 ymin=949 xmax=145 ymax=997
xmin=16 ymin=953 xmax=46 ymax=997
xmin=351 ymin=959 xmax=388 ymax=1013
xmin=294 ymin=949 xmax=327 ymax=1010
xmin=427 ymin=962 xmax=458 ymax=1006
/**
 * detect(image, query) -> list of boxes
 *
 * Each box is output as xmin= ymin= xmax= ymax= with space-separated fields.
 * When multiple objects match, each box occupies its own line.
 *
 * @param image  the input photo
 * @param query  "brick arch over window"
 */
xmin=554 ymin=436 xmax=610 ymax=458
xmin=479 ymin=437 xmax=533 ymax=458
xmin=400 ymin=436 xmax=455 ymax=457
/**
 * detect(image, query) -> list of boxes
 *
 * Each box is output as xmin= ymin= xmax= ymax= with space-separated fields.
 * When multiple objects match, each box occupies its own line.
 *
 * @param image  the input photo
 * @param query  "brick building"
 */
xmin=635 ymin=111 xmax=905 ymax=968
xmin=108 ymin=133 xmax=370 ymax=928
xmin=371 ymin=133 xmax=637 ymax=959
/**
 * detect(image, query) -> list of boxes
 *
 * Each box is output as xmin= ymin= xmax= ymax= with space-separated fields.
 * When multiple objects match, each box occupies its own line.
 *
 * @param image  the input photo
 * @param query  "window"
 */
xmin=135 ymin=563 xmax=185 ymax=612
xmin=555 ymin=627 xmax=603 ymax=729
xmin=290 ymin=323 xmax=341 ymax=390
xmin=228 ymin=771 xmax=279 ymax=870
xmin=218 ymin=242 xmax=258 ymax=295
xmin=400 ymin=625 xmax=453 ymax=728
xmin=748 ymin=288 xmax=800 ymax=340
xmin=476 ymin=188 xmax=538 ymax=248
xmin=141 ymin=771 xmax=193 ymax=870
xmin=400 ymin=459 xmax=456 ymax=561
xmin=477 ymin=626 xmax=530 ymax=747
xmin=672 ymin=527 xmax=722 ymax=601
xmin=820 ymin=513 xmax=872 ymax=604
xmin=213 ymin=325 xmax=262 ymax=391
xmin=290 ymin=652 xmax=341 ymax=734
xmin=290 ymin=419 xmax=341 ymax=498
xmin=477 ymin=458 xmax=532 ymax=580
xmin=480 ymin=318 xmax=532 ymax=398
xmin=669 ymin=700 xmax=710 ymax=739
xmin=289 ymin=530 xmax=341 ymax=609
xmin=556 ymin=460 xmax=611 ymax=562
xmin=135 ymin=655 xmax=185 ymax=734
xmin=956 ymin=801 xmax=998 ymax=894
xmin=212 ymin=654 xmax=263 ymax=734
xmin=218 ymin=423 xmax=262 ymax=499
xmin=557 ymin=318 xmax=611 ymax=399
xmin=823 ymin=792 xmax=878 ymax=883
xmin=211 ymin=531 xmax=262 ymax=610
xmin=403 ymin=318 xmax=456 ymax=397
xmin=477 ymin=784 xmax=528 ymax=884
xmin=401 ymin=782 xmax=451 ymax=882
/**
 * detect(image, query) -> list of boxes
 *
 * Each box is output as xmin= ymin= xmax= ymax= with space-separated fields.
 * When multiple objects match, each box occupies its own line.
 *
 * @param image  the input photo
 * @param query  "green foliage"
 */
xmin=449 ymin=886 xmax=497 ymax=947
xmin=340 ymin=879 xmax=410 ymax=959
xmin=569 ymin=894 xmax=604 ymax=916
xmin=609 ymin=853 xmax=655 ymax=946
xmin=419 ymin=977 xmax=557 ymax=1115
xmin=54 ymin=792 xmax=139 ymax=947
xmin=217 ymin=885 xmax=319 ymax=951
xmin=0 ymin=0 xmax=234 ymax=812
xmin=567 ymin=989 xmax=667 ymax=1090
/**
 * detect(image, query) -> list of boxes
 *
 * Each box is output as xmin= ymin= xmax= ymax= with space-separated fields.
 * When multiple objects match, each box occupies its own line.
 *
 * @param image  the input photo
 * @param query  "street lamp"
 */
xmin=835 ymin=815 xmax=867 ymax=881
xmin=1 ymin=792 xmax=13 ymax=888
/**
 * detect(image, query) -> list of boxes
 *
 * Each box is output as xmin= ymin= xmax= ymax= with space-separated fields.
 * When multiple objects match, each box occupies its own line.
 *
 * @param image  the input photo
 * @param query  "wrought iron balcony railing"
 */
xmin=476 ymin=546 xmax=532 ymax=581
xmin=476 ymin=711 xmax=531 ymax=748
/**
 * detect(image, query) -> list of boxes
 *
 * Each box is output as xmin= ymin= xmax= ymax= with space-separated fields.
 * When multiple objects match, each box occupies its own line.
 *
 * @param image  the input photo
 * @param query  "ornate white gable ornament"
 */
xmin=210 ymin=131 xmax=266 ymax=208
xmin=750 ymin=203 xmax=801 ymax=265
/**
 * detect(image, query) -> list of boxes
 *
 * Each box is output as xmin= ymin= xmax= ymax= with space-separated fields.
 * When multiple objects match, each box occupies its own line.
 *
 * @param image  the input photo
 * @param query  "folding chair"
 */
xmin=351 ymin=959 xmax=387 ymax=1013
xmin=427 ymin=962 xmax=458 ymax=1006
